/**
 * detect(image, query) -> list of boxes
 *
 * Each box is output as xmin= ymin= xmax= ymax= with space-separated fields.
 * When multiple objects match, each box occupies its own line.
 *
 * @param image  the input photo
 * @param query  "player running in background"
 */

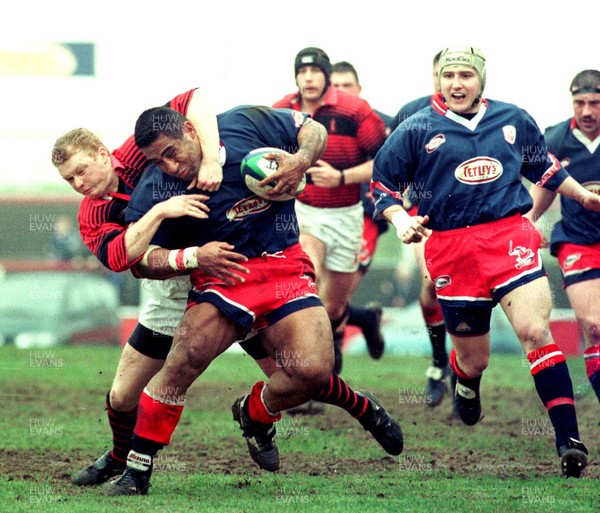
xmin=330 ymin=60 xmax=391 ymax=361
xmin=528 ymin=69 xmax=600 ymax=408
xmin=372 ymin=46 xmax=598 ymax=477
xmin=102 ymin=105 xmax=403 ymax=495
xmin=273 ymin=47 xmax=388 ymax=374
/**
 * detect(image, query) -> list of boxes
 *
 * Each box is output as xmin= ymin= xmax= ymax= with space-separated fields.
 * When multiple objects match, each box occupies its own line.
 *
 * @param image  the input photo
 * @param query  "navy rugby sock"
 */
xmin=105 ymin=392 xmax=138 ymax=463
xmin=313 ymin=372 xmax=371 ymax=419
xmin=528 ymin=344 xmax=580 ymax=451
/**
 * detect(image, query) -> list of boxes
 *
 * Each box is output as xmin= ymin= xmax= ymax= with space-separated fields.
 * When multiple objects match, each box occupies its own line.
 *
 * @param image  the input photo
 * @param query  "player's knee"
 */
xmin=514 ymin=322 xmax=552 ymax=348
xmin=580 ymin=318 xmax=600 ymax=345
xmin=288 ymin=356 xmax=332 ymax=393
xmin=109 ymin=387 xmax=139 ymax=412
xmin=456 ymin=352 xmax=489 ymax=377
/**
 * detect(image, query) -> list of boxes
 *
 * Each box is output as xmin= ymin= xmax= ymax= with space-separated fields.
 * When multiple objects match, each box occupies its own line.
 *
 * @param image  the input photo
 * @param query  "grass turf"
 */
xmin=0 ymin=345 xmax=597 ymax=513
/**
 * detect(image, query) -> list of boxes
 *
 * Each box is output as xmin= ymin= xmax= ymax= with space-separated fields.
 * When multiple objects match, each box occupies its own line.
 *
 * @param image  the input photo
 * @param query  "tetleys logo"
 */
xmin=455 ymin=157 xmax=503 ymax=184
xmin=226 ymin=196 xmax=271 ymax=221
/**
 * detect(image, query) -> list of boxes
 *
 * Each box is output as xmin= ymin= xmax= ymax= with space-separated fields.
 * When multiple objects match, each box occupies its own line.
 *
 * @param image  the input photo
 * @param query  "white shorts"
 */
xmin=138 ymin=277 xmax=190 ymax=337
xmin=295 ymin=201 xmax=363 ymax=273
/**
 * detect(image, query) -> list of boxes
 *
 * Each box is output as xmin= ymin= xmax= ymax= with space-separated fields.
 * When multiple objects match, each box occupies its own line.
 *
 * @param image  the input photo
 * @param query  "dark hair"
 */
xmin=332 ymin=61 xmax=359 ymax=84
xmin=570 ymin=69 xmax=600 ymax=95
xmin=134 ymin=107 xmax=187 ymax=149
xmin=433 ymin=50 xmax=442 ymax=66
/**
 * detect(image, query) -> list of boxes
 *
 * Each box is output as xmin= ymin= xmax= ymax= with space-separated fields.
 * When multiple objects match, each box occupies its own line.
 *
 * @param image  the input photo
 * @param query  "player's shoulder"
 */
xmin=484 ymin=98 xmax=538 ymax=127
xmin=77 ymin=195 xmax=108 ymax=226
xmin=398 ymin=95 xmax=431 ymax=115
xmin=335 ymin=88 xmax=371 ymax=109
xmin=485 ymin=97 xmax=528 ymax=115
xmin=543 ymin=118 xmax=571 ymax=138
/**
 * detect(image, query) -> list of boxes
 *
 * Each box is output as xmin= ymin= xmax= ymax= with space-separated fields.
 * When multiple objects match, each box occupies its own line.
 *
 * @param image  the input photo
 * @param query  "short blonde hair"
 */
xmin=51 ymin=128 xmax=105 ymax=167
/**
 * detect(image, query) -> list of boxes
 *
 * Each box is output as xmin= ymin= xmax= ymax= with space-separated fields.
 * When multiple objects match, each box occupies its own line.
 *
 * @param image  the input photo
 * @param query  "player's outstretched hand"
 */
xmin=392 ymin=210 xmax=431 ymax=244
xmin=190 ymin=160 xmax=223 ymax=191
xmin=401 ymin=215 xmax=431 ymax=244
xmin=196 ymin=242 xmax=250 ymax=285
xmin=157 ymin=194 xmax=210 ymax=220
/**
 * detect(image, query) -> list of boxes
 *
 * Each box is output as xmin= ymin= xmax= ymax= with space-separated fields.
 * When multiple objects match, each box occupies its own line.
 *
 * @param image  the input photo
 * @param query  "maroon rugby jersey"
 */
xmin=77 ymin=89 xmax=196 ymax=271
xmin=273 ymin=86 xmax=386 ymax=208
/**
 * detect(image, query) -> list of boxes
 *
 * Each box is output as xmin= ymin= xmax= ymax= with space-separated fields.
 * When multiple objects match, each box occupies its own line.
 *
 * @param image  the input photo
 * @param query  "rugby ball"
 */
xmin=241 ymin=147 xmax=306 ymax=201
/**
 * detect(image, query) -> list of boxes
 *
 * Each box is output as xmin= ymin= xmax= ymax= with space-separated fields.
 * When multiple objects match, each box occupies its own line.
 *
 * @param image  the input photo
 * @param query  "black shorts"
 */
xmin=127 ymin=323 xmax=269 ymax=361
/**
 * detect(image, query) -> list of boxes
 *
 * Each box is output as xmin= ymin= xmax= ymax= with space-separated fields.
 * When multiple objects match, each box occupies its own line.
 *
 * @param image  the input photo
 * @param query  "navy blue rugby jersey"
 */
xmin=126 ymin=106 xmax=310 ymax=257
xmin=544 ymin=118 xmax=600 ymax=254
xmin=371 ymin=93 xmax=570 ymax=231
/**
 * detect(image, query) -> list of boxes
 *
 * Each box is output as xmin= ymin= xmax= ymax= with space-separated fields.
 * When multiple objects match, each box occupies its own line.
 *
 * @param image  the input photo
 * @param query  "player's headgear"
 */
xmin=570 ymin=69 xmax=600 ymax=96
xmin=294 ymin=47 xmax=332 ymax=78
xmin=438 ymin=46 xmax=486 ymax=91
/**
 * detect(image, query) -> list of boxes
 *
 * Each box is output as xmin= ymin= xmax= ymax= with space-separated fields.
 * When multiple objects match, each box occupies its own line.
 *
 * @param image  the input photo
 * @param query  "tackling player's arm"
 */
xmin=133 ymin=243 xmax=250 ymax=285
xmin=81 ymin=193 xmax=210 ymax=272
xmin=124 ymin=193 xmax=210 ymax=262
xmin=178 ymin=88 xmax=223 ymax=192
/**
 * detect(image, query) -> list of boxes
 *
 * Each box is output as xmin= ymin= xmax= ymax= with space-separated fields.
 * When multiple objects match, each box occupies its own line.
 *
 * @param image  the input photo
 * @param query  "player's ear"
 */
xmin=97 ymin=146 xmax=110 ymax=159
xmin=183 ymin=121 xmax=197 ymax=138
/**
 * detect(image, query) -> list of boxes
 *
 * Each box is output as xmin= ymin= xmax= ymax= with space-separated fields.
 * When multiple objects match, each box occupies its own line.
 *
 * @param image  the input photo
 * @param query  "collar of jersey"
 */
xmin=571 ymin=123 xmax=600 ymax=154
xmin=432 ymin=92 xmax=488 ymax=131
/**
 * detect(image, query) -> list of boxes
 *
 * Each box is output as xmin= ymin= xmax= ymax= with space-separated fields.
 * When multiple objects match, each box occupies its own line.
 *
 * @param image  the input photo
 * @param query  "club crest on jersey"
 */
xmin=434 ymin=275 xmax=451 ymax=290
xmin=583 ymin=181 xmax=600 ymax=195
xmin=226 ymin=196 xmax=271 ymax=221
xmin=455 ymin=157 xmax=503 ymax=184
xmin=502 ymin=125 xmax=516 ymax=144
xmin=425 ymin=134 xmax=445 ymax=154
xmin=508 ymin=240 xmax=535 ymax=270
xmin=563 ymin=253 xmax=581 ymax=269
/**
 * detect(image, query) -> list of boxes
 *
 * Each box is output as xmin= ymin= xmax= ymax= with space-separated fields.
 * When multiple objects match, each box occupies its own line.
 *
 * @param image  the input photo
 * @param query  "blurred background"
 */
xmin=0 ymin=0 xmax=591 ymax=355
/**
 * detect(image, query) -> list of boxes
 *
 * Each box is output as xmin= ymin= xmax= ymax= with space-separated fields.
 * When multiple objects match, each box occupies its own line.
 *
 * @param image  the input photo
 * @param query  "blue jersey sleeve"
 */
xmin=371 ymin=131 xmax=413 ymax=220
xmin=519 ymin=111 xmax=570 ymax=191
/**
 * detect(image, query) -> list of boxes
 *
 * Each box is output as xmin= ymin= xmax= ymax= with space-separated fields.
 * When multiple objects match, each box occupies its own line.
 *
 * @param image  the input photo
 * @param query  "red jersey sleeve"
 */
xmin=114 ymin=88 xmax=198 ymax=188
xmin=77 ymin=197 xmax=141 ymax=272
xmin=168 ymin=88 xmax=197 ymax=116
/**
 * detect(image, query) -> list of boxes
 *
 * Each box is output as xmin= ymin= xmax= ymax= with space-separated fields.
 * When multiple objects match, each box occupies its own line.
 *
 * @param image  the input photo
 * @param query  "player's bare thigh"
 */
xmin=158 ymin=302 xmax=243 ymax=392
xmin=261 ymin=306 xmax=333 ymax=377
